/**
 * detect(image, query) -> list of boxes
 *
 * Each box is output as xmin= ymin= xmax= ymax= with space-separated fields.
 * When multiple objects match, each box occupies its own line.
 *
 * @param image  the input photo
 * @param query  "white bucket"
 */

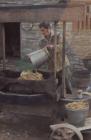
xmin=27 ymin=48 xmax=49 ymax=68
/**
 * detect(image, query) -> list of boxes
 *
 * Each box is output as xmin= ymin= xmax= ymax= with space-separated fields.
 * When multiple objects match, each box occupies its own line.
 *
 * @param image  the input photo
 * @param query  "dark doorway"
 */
xmin=4 ymin=22 xmax=20 ymax=58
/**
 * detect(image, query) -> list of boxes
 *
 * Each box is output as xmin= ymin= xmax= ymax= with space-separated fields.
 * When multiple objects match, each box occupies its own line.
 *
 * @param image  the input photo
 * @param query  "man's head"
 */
xmin=39 ymin=22 xmax=51 ymax=37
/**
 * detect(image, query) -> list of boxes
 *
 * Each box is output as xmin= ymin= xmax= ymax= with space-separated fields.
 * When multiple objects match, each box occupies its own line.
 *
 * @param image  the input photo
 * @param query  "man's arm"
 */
xmin=39 ymin=39 xmax=48 ymax=49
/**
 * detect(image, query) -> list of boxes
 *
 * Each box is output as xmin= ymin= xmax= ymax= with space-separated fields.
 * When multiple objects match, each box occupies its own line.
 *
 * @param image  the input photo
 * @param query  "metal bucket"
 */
xmin=27 ymin=48 xmax=49 ymax=68
xmin=72 ymin=70 xmax=90 ymax=89
xmin=66 ymin=105 xmax=89 ymax=126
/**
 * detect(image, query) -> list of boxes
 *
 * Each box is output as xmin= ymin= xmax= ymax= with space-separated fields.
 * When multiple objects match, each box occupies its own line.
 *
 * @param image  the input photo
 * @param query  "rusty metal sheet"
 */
xmin=0 ymin=4 xmax=85 ymax=23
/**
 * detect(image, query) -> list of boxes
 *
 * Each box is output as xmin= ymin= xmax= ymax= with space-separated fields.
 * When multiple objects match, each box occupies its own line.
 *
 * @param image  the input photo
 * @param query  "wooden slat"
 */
xmin=72 ymin=21 xmax=79 ymax=32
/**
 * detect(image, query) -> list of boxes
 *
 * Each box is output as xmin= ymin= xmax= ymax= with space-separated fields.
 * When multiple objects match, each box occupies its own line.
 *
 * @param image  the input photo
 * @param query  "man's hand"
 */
xmin=46 ymin=45 xmax=54 ymax=49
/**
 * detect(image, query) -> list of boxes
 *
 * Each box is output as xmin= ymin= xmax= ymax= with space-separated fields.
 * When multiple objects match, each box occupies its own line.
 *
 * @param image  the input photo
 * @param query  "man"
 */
xmin=38 ymin=21 xmax=69 ymax=98
xmin=39 ymin=22 xmax=63 ymax=100
xmin=39 ymin=22 xmax=62 ymax=72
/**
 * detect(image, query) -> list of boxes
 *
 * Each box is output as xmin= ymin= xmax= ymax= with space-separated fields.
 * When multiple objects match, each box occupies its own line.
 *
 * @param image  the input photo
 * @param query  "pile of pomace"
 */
xmin=65 ymin=101 xmax=89 ymax=110
xmin=18 ymin=70 xmax=43 ymax=80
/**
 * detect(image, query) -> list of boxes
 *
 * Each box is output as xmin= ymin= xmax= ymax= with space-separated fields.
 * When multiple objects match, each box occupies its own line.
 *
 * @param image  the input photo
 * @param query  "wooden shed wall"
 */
xmin=0 ymin=0 xmax=91 ymax=59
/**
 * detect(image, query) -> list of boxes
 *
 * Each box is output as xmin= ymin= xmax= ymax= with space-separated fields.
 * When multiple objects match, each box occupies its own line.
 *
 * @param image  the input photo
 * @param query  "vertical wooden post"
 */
xmin=83 ymin=5 xmax=87 ymax=30
xmin=85 ymin=5 xmax=91 ymax=31
xmin=2 ymin=23 xmax=6 ymax=70
xmin=78 ymin=20 xmax=83 ymax=31
xmin=53 ymin=21 xmax=57 ymax=80
xmin=0 ymin=24 xmax=3 ymax=59
xmin=87 ymin=15 xmax=91 ymax=30
xmin=61 ymin=21 xmax=66 ymax=98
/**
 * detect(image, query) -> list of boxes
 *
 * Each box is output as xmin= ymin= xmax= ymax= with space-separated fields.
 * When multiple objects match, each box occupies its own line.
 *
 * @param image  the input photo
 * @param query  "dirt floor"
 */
xmin=0 ymin=105 xmax=50 ymax=140
xmin=0 ymin=93 xmax=90 ymax=140
xmin=0 ymin=103 xmax=90 ymax=140
xmin=0 ymin=94 xmax=50 ymax=140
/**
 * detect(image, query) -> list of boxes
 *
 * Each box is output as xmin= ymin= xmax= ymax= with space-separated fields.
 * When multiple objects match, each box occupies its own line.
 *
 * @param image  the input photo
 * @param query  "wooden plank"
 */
xmin=70 ymin=0 xmax=91 ymax=4
xmin=0 ymin=4 xmax=85 ymax=23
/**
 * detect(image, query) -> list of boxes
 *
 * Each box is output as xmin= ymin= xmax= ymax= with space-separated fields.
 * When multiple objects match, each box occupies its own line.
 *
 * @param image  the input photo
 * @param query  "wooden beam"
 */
xmin=0 ymin=4 xmax=85 ymax=23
